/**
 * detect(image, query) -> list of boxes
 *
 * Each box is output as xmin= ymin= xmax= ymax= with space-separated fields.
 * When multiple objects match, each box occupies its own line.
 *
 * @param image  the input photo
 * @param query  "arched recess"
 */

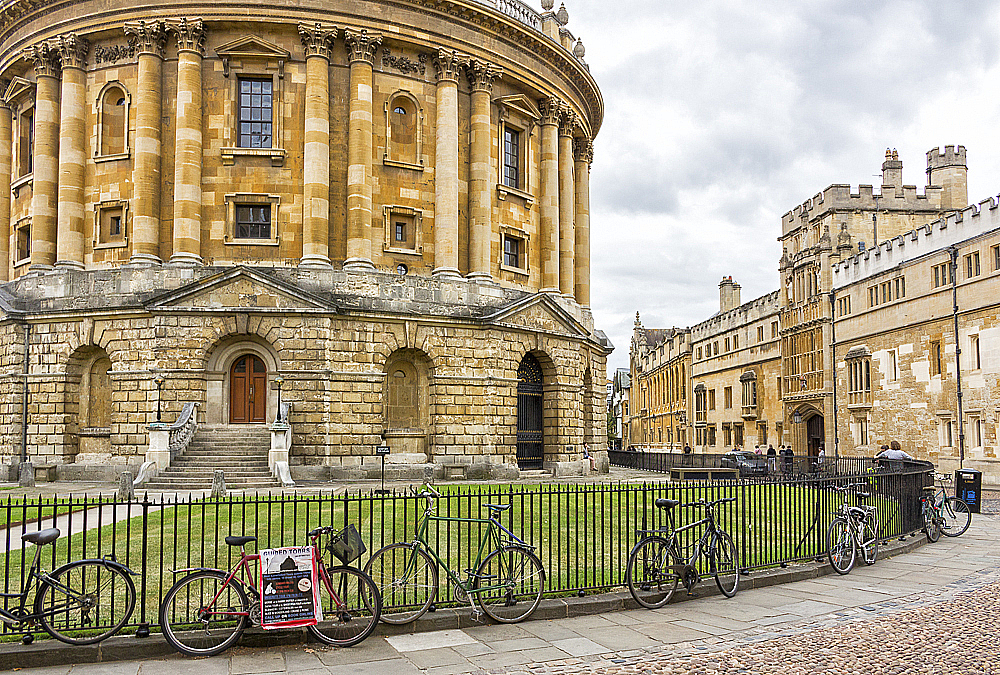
xmin=382 ymin=348 xmax=433 ymax=460
xmin=790 ymin=403 xmax=824 ymax=460
xmin=204 ymin=335 xmax=281 ymax=425
xmin=384 ymin=90 xmax=423 ymax=167
xmin=95 ymin=81 xmax=130 ymax=158
xmin=65 ymin=346 xmax=114 ymax=463
xmin=514 ymin=349 xmax=557 ymax=470
xmin=582 ymin=367 xmax=594 ymax=451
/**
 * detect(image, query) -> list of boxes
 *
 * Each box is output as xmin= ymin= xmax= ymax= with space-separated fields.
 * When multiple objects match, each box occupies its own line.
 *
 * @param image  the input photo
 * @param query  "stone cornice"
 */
xmin=165 ymin=18 xmax=206 ymax=56
xmin=433 ymin=48 xmax=465 ymax=83
xmin=343 ymin=28 xmax=381 ymax=65
xmin=53 ymin=33 xmax=89 ymax=70
xmin=298 ymin=22 xmax=338 ymax=59
xmin=123 ymin=20 xmax=166 ymax=58
xmin=466 ymin=57 xmax=501 ymax=93
xmin=24 ymin=42 xmax=59 ymax=78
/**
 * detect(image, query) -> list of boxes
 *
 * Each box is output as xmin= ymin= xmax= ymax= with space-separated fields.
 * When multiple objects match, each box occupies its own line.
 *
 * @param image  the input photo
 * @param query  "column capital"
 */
xmin=25 ymin=43 xmax=60 ymax=78
xmin=165 ymin=18 xmax=206 ymax=55
xmin=466 ymin=58 xmax=502 ymax=93
xmin=298 ymin=22 xmax=338 ymax=59
xmin=124 ymin=20 xmax=166 ymax=58
xmin=539 ymin=96 xmax=563 ymax=126
xmin=433 ymin=49 xmax=466 ymax=83
xmin=53 ymin=34 xmax=89 ymax=70
xmin=558 ymin=108 xmax=576 ymax=137
xmin=573 ymin=136 xmax=593 ymax=165
xmin=343 ymin=28 xmax=382 ymax=65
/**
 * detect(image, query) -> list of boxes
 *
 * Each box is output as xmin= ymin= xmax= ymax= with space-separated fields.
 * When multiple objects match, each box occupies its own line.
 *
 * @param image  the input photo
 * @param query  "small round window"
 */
xmin=397 ymin=264 xmax=408 ymax=276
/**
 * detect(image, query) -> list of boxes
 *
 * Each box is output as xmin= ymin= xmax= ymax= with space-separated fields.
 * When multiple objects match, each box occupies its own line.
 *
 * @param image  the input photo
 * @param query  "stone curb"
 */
xmin=0 ymin=533 xmax=930 ymax=671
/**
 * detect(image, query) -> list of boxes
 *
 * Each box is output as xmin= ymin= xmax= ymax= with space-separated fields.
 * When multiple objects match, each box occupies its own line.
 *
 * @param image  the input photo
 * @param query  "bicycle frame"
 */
xmin=638 ymin=504 xmax=720 ymax=573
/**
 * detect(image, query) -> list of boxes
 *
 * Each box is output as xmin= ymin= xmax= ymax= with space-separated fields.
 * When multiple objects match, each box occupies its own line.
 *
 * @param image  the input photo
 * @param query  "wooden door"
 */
xmin=230 ymin=354 xmax=267 ymax=424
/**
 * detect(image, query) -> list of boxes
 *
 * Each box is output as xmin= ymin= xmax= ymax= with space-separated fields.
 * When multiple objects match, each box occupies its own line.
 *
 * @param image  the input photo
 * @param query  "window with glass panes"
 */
xmin=238 ymin=78 xmax=273 ymax=148
xmin=503 ymin=235 xmax=521 ymax=268
xmin=502 ymin=127 xmax=520 ymax=189
xmin=235 ymin=205 xmax=271 ymax=239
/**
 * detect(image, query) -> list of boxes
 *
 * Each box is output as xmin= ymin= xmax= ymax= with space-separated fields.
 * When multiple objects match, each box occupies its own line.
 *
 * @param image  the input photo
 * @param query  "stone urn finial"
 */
xmin=541 ymin=0 xmax=554 ymax=11
xmin=556 ymin=2 xmax=569 ymax=24
xmin=573 ymin=38 xmax=585 ymax=58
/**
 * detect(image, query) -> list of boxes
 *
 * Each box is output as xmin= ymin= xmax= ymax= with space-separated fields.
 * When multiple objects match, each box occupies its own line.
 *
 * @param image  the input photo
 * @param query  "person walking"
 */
xmin=767 ymin=444 xmax=777 ymax=473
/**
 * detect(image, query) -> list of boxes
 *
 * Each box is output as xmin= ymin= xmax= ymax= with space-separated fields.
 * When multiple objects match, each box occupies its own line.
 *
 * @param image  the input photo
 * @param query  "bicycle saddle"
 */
xmin=21 ymin=528 xmax=60 ymax=545
xmin=654 ymin=498 xmax=680 ymax=510
xmin=224 ymin=535 xmax=257 ymax=547
xmin=483 ymin=503 xmax=511 ymax=512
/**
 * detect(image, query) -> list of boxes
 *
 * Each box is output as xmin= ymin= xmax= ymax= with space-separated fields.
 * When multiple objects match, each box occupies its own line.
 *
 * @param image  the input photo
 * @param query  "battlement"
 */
xmin=691 ymin=290 xmax=780 ymax=340
xmin=781 ymin=183 xmax=942 ymax=235
xmin=926 ymin=145 xmax=967 ymax=170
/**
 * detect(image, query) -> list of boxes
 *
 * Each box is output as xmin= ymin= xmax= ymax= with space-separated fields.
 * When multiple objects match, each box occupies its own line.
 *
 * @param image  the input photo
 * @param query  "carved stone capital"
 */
xmin=573 ymin=136 xmax=593 ymax=164
xmin=25 ymin=43 xmax=60 ymax=78
xmin=433 ymin=49 xmax=465 ymax=83
xmin=343 ymin=28 xmax=381 ymax=65
xmin=53 ymin=34 xmax=89 ymax=70
xmin=124 ymin=20 xmax=166 ymax=58
xmin=298 ymin=22 xmax=338 ymax=59
xmin=559 ymin=108 xmax=576 ymax=137
xmin=539 ymin=96 xmax=563 ymax=126
xmin=466 ymin=58 xmax=501 ymax=93
xmin=165 ymin=18 xmax=206 ymax=55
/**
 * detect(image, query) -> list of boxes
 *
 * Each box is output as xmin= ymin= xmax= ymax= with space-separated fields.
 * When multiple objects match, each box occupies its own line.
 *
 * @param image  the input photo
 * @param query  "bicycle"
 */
xmin=0 ymin=528 xmax=136 ymax=645
xmin=624 ymin=496 xmax=739 ymax=609
xmin=920 ymin=487 xmax=943 ymax=543
xmin=929 ymin=473 xmax=972 ymax=537
xmin=827 ymin=483 xmax=879 ymax=574
xmin=364 ymin=483 xmax=545 ymax=624
xmin=159 ymin=525 xmax=381 ymax=657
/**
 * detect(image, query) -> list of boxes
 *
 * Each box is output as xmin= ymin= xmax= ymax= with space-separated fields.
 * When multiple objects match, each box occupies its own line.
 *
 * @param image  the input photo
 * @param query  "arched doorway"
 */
xmin=230 ymin=354 xmax=267 ymax=424
xmin=516 ymin=354 xmax=544 ymax=470
xmin=807 ymin=414 xmax=825 ymax=458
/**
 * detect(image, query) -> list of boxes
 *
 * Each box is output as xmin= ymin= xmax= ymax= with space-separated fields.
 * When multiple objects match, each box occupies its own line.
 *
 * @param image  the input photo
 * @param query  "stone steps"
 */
xmin=143 ymin=425 xmax=278 ymax=491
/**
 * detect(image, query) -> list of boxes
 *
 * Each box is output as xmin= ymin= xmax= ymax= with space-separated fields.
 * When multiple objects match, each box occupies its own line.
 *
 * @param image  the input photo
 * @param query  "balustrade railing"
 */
xmin=167 ymin=402 xmax=198 ymax=462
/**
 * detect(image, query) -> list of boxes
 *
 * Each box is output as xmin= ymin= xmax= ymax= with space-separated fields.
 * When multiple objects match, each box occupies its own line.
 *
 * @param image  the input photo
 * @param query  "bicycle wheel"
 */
xmin=159 ymin=571 xmax=248 ymax=657
xmin=827 ymin=518 xmax=855 ymax=575
xmin=712 ymin=531 xmax=739 ymax=597
xmin=473 ymin=546 xmax=544 ymax=623
xmin=859 ymin=518 xmax=878 ymax=566
xmin=309 ymin=566 xmax=381 ymax=647
xmin=364 ymin=543 xmax=438 ymax=624
xmin=625 ymin=536 xmax=678 ymax=609
xmin=941 ymin=497 xmax=971 ymax=537
xmin=924 ymin=506 xmax=941 ymax=542
xmin=35 ymin=560 xmax=136 ymax=645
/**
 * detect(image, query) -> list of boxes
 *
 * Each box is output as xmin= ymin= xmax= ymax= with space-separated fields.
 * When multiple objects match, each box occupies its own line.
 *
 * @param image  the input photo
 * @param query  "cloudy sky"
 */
xmin=560 ymin=0 xmax=1000 ymax=376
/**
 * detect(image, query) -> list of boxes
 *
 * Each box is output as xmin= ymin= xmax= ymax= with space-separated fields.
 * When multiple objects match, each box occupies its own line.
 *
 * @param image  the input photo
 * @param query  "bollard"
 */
xmin=211 ymin=470 xmax=227 ymax=498
xmin=117 ymin=471 xmax=135 ymax=501
xmin=18 ymin=461 xmax=34 ymax=488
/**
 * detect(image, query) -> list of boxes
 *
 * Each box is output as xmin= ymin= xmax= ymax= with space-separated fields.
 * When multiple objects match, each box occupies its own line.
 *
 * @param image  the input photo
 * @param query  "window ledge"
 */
xmin=14 ymin=256 xmax=30 ymax=268
xmin=94 ymin=152 xmax=130 ymax=164
xmin=847 ymin=401 xmax=873 ymax=411
xmin=497 ymin=184 xmax=534 ymax=205
xmin=94 ymin=240 xmax=128 ymax=250
xmin=383 ymin=157 xmax=424 ymax=171
xmin=499 ymin=262 xmax=528 ymax=277
xmin=11 ymin=173 xmax=32 ymax=195
xmin=384 ymin=245 xmax=423 ymax=256
xmin=222 ymin=147 xmax=286 ymax=166
xmin=225 ymin=237 xmax=280 ymax=247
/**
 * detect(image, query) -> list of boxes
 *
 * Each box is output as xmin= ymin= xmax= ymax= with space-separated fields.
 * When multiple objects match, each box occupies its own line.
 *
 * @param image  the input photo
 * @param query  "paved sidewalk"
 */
xmin=4 ymin=513 xmax=998 ymax=674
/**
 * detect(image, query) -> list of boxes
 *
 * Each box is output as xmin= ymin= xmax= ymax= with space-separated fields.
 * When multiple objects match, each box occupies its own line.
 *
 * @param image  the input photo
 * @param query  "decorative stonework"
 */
xmin=165 ymin=18 xmax=206 ymax=55
xmin=343 ymin=28 xmax=381 ymax=64
xmin=298 ymin=22 xmax=337 ymax=59
xmin=53 ymin=33 xmax=89 ymax=70
xmin=539 ymin=96 xmax=563 ymax=125
xmin=94 ymin=44 xmax=138 ymax=64
xmin=381 ymin=47 xmax=425 ymax=75
xmin=433 ymin=49 xmax=465 ymax=83
xmin=25 ymin=42 xmax=60 ymax=78
xmin=558 ymin=108 xmax=576 ymax=136
xmin=573 ymin=136 xmax=593 ymax=164
xmin=123 ymin=20 xmax=165 ymax=58
xmin=466 ymin=58 xmax=501 ymax=93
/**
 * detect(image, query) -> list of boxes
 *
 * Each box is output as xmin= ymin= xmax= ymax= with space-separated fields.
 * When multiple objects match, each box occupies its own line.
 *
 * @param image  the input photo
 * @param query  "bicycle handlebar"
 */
xmin=831 ymin=482 xmax=867 ymax=492
xmin=680 ymin=497 xmax=736 ymax=509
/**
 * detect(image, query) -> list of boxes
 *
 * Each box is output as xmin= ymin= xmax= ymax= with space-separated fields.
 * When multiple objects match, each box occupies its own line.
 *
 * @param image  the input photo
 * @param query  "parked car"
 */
xmin=720 ymin=450 xmax=768 ymax=477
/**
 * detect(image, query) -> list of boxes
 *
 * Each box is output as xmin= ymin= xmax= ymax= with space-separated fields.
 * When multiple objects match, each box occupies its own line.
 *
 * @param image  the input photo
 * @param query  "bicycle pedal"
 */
xmin=470 ymin=609 xmax=484 ymax=622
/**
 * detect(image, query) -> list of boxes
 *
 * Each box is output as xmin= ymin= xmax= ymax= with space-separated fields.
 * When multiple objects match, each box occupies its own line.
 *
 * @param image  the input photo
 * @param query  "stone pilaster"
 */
xmin=53 ymin=34 xmax=89 ymax=270
xmin=298 ymin=23 xmax=337 ymax=268
xmin=538 ymin=97 xmax=561 ymax=293
xmin=165 ymin=18 xmax=205 ymax=266
xmin=343 ymin=28 xmax=381 ymax=271
xmin=573 ymin=136 xmax=592 ymax=307
xmin=0 ymin=97 xmax=10 ymax=281
xmin=432 ymin=49 xmax=464 ymax=279
xmin=466 ymin=59 xmax=501 ymax=282
xmin=558 ymin=109 xmax=575 ymax=298
xmin=26 ymin=43 xmax=60 ymax=272
xmin=124 ymin=20 xmax=165 ymax=266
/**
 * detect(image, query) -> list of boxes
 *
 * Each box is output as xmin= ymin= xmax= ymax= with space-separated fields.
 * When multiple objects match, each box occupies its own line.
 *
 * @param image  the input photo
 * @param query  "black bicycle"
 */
xmin=0 ymin=528 xmax=137 ymax=645
xmin=625 ymin=496 xmax=739 ymax=609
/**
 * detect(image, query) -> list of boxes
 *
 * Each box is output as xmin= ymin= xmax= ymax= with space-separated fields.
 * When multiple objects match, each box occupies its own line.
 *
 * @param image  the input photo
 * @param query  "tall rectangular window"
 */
xmin=235 ymin=205 xmax=271 ymax=239
xmin=888 ymin=349 xmax=898 ymax=381
xmin=994 ymin=244 xmax=1000 ymax=272
xmin=966 ymin=251 xmax=981 ymax=278
xmin=19 ymin=110 xmax=33 ymax=176
xmin=724 ymin=386 xmax=732 ymax=409
xmin=15 ymin=221 xmax=30 ymax=262
xmin=503 ymin=235 xmax=521 ymax=268
xmin=771 ymin=321 xmax=778 ymax=338
xmin=971 ymin=335 xmax=981 ymax=370
xmin=930 ymin=340 xmax=942 ymax=376
xmin=502 ymin=127 xmax=520 ymax=189
xmin=933 ymin=262 xmax=951 ymax=288
xmin=238 ymin=78 xmax=273 ymax=148
xmin=395 ymin=221 xmax=406 ymax=243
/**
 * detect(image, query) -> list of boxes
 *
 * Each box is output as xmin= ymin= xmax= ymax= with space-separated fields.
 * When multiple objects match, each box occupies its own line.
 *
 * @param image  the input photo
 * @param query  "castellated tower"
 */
xmin=882 ymin=148 xmax=902 ymax=190
xmin=926 ymin=145 xmax=968 ymax=211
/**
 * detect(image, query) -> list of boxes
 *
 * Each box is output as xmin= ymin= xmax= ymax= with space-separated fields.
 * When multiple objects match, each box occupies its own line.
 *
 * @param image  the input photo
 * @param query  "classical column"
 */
xmin=124 ymin=21 xmax=165 ymax=266
xmin=538 ymin=97 xmax=561 ymax=293
xmin=558 ymin=109 xmax=575 ymax=298
xmin=574 ymin=136 xmax=592 ymax=307
xmin=466 ymin=59 xmax=501 ymax=282
xmin=343 ymin=28 xmax=381 ymax=271
xmin=0 ymin=97 xmax=11 ymax=281
xmin=54 ymin=34 xmax=89 ymax=270
xmin=26 ymin=44 xmax=60 ymax=271
xmin=298 ymin=23 xmax=337 ymax=268
xmin=165 ymin=18 xmax=205 ymax=266
xmin=432 ymin=49 xmax=463 ymax=279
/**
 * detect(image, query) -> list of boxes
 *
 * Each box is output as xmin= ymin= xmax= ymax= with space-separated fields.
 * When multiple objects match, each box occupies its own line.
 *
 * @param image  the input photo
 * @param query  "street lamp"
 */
xmin=274 ymin=375 xmax=284 ymax=422
xmin=154 ymin=376 xmax=165 ymax=423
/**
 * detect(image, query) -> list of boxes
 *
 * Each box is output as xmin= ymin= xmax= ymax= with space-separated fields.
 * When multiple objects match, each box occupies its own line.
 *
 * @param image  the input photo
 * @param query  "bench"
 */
xmin=669 ymin=466 xmax=739 ymax=481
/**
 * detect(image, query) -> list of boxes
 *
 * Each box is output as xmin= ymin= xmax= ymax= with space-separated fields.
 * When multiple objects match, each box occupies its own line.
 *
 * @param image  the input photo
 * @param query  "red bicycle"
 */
xmin=159 ymin=526 xmax=381 ymax=656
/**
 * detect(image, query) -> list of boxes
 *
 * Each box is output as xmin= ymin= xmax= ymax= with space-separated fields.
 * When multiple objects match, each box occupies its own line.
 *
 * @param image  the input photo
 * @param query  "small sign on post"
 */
xmin=375 ymin=444 xmax=390 ymax=495
xmin=259 ymin=546 xmax=321 ymax=629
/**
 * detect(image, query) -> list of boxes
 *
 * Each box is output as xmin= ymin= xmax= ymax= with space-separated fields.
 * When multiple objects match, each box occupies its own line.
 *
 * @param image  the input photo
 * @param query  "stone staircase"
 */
xmin=143 ymin=425 xmax=280 ymax=491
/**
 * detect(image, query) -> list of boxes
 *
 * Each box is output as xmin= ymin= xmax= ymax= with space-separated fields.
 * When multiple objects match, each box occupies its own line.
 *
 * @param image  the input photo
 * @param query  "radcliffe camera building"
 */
xmin=630 ymin=147 xmax=1000 ymax=482
xmin=0 ymin=0 xmax=611 ymax=485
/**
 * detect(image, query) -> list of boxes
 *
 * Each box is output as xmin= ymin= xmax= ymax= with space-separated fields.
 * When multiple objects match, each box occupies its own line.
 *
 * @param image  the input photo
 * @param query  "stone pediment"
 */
xmin=146 ymin=267 xmax=334 ymax=313
xmin=3 ymin=76 xmax=34 ymax=104
xmin=495 ymin=94 xmax=541 ymax=121
xmin=486 ymin=294 xmax=588 ymax=337
xmin=215 ymin=35 xmax=291 ymax=61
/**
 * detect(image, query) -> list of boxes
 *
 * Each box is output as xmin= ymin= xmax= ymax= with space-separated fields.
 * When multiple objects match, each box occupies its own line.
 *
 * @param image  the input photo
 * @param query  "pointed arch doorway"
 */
xmin=516 ymin=354 xmax=544 ymax=470
xmin=230 ymin=354 xmax=267 ymax=424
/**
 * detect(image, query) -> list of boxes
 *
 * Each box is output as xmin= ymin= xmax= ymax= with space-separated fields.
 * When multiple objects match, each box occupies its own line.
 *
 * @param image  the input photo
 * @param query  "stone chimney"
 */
xmin=881 ymin=148 xmax=902 ymax=188
xmin=719 ymin=276 xmax=741 ymax=313
xmin=926 ymin=145 xmax=968 ymax=211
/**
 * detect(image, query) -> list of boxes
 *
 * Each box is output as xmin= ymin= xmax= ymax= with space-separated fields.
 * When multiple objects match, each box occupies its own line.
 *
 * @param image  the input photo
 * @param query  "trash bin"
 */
xmin=955 ymin=469 xmax=982 ymax=514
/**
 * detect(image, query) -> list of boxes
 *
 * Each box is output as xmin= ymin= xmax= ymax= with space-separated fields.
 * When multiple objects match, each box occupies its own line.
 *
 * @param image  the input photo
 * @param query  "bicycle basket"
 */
xmin=326 ymin=524 xmax=366 ymax=565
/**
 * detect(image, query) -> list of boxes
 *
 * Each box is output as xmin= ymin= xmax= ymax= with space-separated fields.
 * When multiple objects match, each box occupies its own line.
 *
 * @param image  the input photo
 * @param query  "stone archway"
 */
xmin=516 ymin=353 xmax=544 ymax=470
xmin=204 ymin=336 xmax=281 ymax=425
xmin=229 ymin=353 xmax=268 ymax=424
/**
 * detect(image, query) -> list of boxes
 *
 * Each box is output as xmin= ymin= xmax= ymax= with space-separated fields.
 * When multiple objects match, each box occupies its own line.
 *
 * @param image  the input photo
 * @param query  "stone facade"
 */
xmin=0 ymin=0 xmax=610 ymax=480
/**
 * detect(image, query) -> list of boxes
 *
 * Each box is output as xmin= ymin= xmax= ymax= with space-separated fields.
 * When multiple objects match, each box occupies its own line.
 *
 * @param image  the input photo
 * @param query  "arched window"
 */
xmin=387 ymin=362 xmax=420 ymax=429
xmin=384 ymin=92 xmax=422 ymax=168
xmin=88 ymin=357 xmax=112 ymax=428
xmin=97 ymin=83 xmax=130 ymax=158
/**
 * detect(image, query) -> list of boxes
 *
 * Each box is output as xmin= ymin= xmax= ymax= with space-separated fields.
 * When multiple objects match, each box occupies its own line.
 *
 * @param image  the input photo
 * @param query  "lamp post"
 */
xmin=154 ymin=375 xmax=164 ymax=423
xmin=274 ymin=375 xmax=284 ymax=423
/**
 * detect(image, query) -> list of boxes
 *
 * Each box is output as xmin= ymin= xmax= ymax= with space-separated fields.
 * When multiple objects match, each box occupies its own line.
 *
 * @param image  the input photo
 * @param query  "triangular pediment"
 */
xmin=146 ymin=267 xmax=334 ymax=313
xmin=486 ymin=293 xmax=588 ymax=337
xmin=495 ymin=94 xmax=541 ymax=121
xmin=215 ymin=35 xmax=290 ymax=60
xmin=3 ymin=76 xmax=34 ymax=104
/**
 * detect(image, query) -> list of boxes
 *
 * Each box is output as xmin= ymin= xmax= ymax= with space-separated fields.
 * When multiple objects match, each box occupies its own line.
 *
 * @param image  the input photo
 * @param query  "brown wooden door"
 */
xmin=230 ymin=355 xmax=267 ymax=424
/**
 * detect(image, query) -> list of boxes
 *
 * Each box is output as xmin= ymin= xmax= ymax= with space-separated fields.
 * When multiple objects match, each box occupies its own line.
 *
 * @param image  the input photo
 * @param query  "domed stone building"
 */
xmin=0 ymin=0 xmax=610 ymax=485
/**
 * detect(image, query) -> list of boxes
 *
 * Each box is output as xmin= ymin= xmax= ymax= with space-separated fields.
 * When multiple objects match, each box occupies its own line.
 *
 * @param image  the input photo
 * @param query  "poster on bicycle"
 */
xmin=259 ymin=546 xmax=322 ymax=629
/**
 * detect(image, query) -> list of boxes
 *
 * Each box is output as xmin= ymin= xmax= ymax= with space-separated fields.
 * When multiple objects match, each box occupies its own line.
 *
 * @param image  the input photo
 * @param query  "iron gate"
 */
xmin=516 ymin=355 xmax=543 ymax=470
